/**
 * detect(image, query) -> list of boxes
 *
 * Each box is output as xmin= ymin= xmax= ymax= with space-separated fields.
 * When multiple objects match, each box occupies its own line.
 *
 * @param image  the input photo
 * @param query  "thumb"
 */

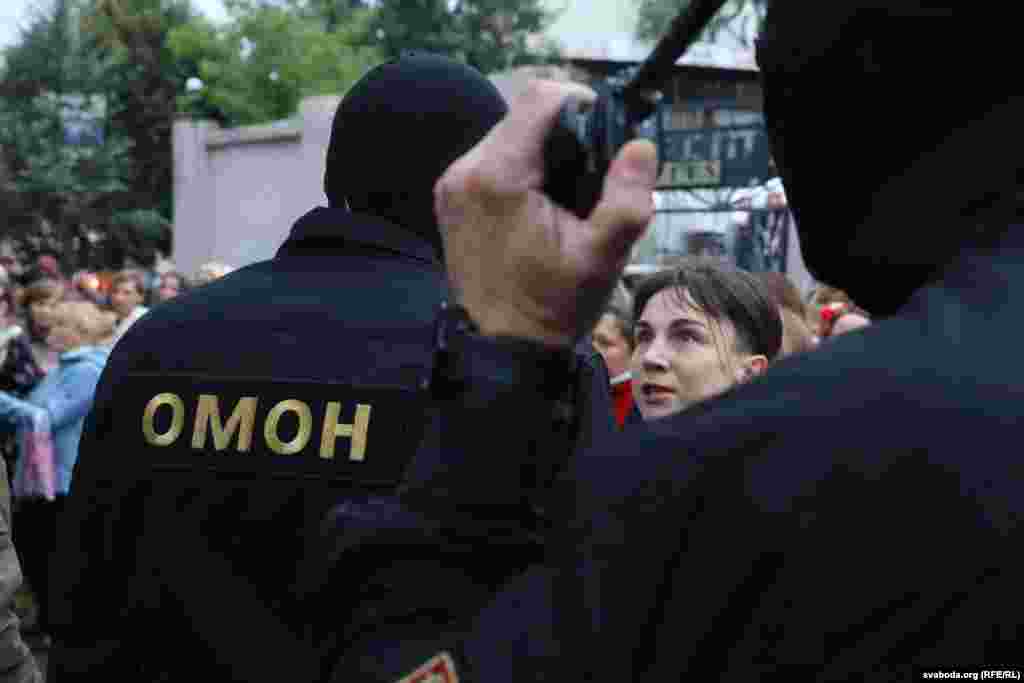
xmin=587 ymin=139 xmax=658 ymax=266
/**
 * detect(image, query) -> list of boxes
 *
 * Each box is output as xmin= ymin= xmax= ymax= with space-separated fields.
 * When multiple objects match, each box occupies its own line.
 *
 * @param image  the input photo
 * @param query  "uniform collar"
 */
xmin=275 ymin=206 xmax=440 ymax=266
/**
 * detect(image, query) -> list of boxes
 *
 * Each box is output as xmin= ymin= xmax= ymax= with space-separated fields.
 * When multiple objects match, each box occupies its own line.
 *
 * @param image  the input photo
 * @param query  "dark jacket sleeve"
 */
xmin=399 ymin=335 xmax=604 ymax=532
xmin=325 ymin=336 xmax=606 ymax=680
xmin=48 ymin=360 xmax=145 ymax=681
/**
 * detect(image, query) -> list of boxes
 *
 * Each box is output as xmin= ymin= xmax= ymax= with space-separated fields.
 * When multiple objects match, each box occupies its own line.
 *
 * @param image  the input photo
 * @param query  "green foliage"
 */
xmin=280 ymin=0 xmax=369 ymax=33
xmin=635 ymin=0 xmax=766 ymax=46
xmin=111 ymin=208 xmax=172 ymax=241
xmin=368 ymin=0 xmax=555 ymax=75
xmin=169 ymin=4 xmax=381 ymax=126
xmin=82 ymin=0 xmax=200 ymax=226
xmin=0 ymin=0 xmax=178 ymax=270
xmin=0 ymin=0 xmax=558 ymax=271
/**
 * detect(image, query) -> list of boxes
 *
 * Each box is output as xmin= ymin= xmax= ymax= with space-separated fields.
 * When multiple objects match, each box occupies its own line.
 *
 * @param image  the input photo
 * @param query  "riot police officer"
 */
xmin=338 ymin=2 xmax=1024 ymax=680
xmin=47 ymin=54 xmax=526 ymax=682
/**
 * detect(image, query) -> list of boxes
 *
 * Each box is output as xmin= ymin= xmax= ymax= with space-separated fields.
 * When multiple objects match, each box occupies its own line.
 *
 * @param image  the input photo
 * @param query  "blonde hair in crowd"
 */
xmin=53 ymin=301 xmax=118 ymax=346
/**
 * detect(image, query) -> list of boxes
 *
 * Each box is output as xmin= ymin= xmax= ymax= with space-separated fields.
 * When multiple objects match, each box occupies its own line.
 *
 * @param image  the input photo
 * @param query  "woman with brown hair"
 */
xmin=630 ymin=258 xmax=783 ymax=421
xmin=753 ymin=271 xmax=818 ymax=356
xmin=16 ymin=278 xmax=64 ymax=376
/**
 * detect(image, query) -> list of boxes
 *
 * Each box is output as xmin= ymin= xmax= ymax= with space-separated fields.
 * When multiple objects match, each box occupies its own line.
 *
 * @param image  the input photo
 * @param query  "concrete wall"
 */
xmin=172 ymin=95 xmax=340 ymax=277
xmin=172 ymin=84 xmax=815 ymax=293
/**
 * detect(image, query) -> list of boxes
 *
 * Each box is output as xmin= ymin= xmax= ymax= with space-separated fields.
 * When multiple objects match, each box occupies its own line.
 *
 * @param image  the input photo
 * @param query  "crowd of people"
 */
xmin=0 ymin=255 xmax=235 ymax=666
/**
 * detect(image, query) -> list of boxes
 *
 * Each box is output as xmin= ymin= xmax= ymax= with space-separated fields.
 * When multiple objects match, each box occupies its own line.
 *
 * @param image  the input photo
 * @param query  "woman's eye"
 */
xmin=672 ymin=330 xmax=700 ymax=344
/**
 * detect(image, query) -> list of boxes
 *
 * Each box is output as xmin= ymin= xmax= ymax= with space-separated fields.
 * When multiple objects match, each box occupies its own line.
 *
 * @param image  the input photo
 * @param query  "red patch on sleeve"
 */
xmin=396 ymin=652 xmax=459 ymax=683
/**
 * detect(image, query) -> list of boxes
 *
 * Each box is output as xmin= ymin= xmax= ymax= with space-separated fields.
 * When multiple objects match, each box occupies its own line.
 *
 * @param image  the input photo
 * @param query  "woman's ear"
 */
xmin=735 ymin=355 xmax=769 ymax=383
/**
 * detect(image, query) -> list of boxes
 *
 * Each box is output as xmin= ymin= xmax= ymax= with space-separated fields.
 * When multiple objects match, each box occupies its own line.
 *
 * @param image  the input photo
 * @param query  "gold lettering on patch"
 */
xmin=142 ymin=393 xmax=185 ymax=446
xmin=320 ymin=402 xmax=372 ymax=461
xmin=192 ymin=395 xmax=258 ymax=452
xmin=264 ymin=399 xmax=312 ymax=455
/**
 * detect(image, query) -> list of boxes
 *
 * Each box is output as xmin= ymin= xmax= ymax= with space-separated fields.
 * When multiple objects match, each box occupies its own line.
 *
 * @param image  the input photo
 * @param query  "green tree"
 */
xmin=0 ymin=0 xmax=168 ymax=270
xmin=288 ymin=0 xmax=369 ymax=33
xmin=368 ymin=0 xmax=556 ymax=75
xmin=81 ymin=0 xmax=200 ymax=233
xmin=635 ymin=0 xmax=767 ymax=47
xmin=169 ymin=2 xmax=381 ymax=126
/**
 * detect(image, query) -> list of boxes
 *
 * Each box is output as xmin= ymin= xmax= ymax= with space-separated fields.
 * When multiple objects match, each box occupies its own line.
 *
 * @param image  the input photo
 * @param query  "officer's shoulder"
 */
xmin=124 ymin=265 xmax=267 ymax=336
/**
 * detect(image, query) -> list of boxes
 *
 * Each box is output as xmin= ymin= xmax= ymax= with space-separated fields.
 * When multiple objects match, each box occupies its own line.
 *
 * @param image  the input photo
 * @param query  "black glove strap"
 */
xmin=421 ymin=301 xmax=583 ymax=536
xmin=426 ymin=302 xmax=578 ymax=402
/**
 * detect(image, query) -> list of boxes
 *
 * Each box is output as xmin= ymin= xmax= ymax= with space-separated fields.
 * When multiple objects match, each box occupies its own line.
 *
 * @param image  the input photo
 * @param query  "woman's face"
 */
xmin=29 ymin=297 xmax=60 ymax=336
xmin=631 ymin=288 xmax=751 ymax=421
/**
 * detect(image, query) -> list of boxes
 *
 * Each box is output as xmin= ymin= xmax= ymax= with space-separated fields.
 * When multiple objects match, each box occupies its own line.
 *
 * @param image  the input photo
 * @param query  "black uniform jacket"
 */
xmin=48 ymin=207 xmax=450 ymax=682
xmin=316 ymin=337 xmax=615 ymax=681
xmin=338 ymin=229 xmax=1024 ymax=681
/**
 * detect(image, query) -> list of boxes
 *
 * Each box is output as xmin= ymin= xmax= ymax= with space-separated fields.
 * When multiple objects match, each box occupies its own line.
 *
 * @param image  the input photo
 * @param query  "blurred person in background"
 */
xmin=21 ymin=256 xmax=65 ymax=290
xmin=0 ymin=270 xmax=45 ymax=476
xmin=0 ymin=270 xmax=44 ymax=394
xmin=94 ymin=272 xmax=114 ymax=300
xmin=809 ymin=284 xmax=871 ymax=339
xmin=69 ymin=272 xmax=105 ymax=307
xmin=151 ymin=270 xmax=188 ymax=305
xmin=754 ymin=271 xmax=818 ymax=356
xmin=17 ymin=280 xmax=64 ymax=376
xmin=591 ymin=304 xmax=634 ymax=429
xmin=631 ymin=259 xmax=782 ymax=421
xmin=107 ymin=270 xmax=149 ymax=348
xmin=192 ymin=261 xmax=234 ymax=288
xmin=0 ymin=301 xmax=113 ymax=648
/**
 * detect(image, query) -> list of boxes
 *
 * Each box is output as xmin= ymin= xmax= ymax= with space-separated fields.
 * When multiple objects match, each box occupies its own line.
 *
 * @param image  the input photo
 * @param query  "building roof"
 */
xmin=542 ymin=0 xmax=759 ymax=71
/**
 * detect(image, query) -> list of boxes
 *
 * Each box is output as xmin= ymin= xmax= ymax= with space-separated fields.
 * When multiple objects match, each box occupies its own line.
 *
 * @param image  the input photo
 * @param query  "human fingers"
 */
xmin=586 ymin=138 xmax=658 ymax=269
xmin=437 ymin=79 xmax=597 ymax=203
xmin=496 ymin=79 xmax=597 ymax=170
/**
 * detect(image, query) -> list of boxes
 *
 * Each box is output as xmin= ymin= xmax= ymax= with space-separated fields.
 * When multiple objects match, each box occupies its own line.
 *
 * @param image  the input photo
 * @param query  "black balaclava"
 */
xmin=324 ymin=53 xmax=508 ymax=258
xmin=757 ymin=3 xmax=1022 ymax=317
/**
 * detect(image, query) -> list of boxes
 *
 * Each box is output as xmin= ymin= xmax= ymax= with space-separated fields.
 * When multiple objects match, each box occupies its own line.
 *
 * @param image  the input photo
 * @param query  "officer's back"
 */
xmin=48 ymin=54 xmax=508 ymax=682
